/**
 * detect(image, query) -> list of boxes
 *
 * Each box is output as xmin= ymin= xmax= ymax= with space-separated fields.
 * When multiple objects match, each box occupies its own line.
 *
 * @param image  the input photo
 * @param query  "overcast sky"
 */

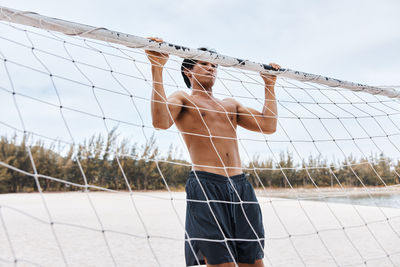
xmin=0 ymin=0 xmax=399 ymax=166
xmin=2 ymin=0 xmax=400 ymax=85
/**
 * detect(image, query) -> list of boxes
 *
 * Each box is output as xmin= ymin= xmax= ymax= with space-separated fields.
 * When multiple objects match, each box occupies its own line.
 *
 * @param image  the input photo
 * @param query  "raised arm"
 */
xmin=145 ymin=39 xmax=185 ymax=130
xmin=236 ymin=63 xmax=280 ymax=134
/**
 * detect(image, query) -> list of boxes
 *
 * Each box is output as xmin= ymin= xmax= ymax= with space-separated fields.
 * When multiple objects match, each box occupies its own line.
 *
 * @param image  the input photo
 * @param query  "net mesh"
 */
xmin=0 ymin=18 xmax=400 ymax=267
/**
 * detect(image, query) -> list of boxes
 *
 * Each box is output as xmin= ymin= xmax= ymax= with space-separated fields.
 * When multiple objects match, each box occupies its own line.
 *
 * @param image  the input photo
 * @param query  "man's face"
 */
xmin=190 ymin=60 xmax=218 ymax=89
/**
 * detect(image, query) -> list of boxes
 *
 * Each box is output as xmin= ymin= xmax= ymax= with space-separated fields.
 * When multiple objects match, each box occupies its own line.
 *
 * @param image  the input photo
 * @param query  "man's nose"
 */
xmin=206 ymin=63 xmax=215 ymax=71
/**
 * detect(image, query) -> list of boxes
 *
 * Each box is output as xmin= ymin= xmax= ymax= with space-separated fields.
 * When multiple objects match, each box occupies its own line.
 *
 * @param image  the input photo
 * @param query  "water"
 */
xmin=268 ymin=188 xmax=400 ymax=209
xmin=323 ymin=193 xmax=400 ymax=209
xmin=279 ymin=191 xmax=400 ymax=209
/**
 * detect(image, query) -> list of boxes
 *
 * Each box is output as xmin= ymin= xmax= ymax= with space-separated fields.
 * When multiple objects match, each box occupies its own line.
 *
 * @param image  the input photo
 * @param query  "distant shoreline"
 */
xmin=2 ymin=186 xmax=399 ymax=196
xmin=255 ymin=186 xmax=400 ymax=198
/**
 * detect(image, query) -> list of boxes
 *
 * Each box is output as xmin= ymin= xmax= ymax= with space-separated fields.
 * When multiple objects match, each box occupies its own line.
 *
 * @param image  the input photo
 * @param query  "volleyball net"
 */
xmin=0 ymin=6 xmax=400 ymax=267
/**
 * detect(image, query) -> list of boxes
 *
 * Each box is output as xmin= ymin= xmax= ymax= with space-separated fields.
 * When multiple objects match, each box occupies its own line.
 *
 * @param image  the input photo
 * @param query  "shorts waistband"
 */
xmin=189 ymin=170 xmax=247 ymax=183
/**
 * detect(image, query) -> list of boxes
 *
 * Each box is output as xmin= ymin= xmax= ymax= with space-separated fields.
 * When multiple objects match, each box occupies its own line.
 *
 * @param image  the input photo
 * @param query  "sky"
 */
xmin=0 ymin=0 xmax=400 ymax=167
xmin=2 ymin=0 xmax=400 ymax=85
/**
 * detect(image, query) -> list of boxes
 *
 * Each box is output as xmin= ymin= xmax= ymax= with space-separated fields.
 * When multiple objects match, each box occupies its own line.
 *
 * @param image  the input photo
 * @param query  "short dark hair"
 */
xmin=181 ymin=47 xmax=217 ymax=88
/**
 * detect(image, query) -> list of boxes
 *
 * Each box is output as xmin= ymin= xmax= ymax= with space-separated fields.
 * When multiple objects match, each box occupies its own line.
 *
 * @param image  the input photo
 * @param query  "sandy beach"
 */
xmin=0 ymin=191 xmax=400 ymax=267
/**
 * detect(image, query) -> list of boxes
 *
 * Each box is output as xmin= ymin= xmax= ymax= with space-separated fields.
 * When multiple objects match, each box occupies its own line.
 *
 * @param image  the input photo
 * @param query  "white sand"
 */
xmin=0 ymin=192 xmax=399 ymax=267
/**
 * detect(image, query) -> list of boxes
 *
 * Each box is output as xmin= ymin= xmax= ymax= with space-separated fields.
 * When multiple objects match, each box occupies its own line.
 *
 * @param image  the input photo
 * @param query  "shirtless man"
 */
xmin=146 ymin=39 xmax=279 ymax=267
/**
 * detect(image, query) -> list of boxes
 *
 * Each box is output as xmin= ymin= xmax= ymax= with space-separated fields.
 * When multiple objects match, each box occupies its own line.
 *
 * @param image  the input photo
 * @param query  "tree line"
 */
xmin=0 ymin=130 xmax=399 ymax=193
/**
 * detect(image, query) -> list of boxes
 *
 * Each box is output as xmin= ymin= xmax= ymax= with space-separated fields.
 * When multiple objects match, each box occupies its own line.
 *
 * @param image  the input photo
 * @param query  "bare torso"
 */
xmin=175 ymin=93 xmax=242 ymax=177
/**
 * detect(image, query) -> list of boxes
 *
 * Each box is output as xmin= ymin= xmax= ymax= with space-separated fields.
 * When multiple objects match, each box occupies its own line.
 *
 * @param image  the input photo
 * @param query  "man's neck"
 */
xmin=191 ymin=85 xmax=213 ymax=98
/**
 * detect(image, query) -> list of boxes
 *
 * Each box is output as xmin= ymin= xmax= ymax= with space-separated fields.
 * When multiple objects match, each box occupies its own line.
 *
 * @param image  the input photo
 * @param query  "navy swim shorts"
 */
xmin=185 ymin=170 xmax=264 ymax=266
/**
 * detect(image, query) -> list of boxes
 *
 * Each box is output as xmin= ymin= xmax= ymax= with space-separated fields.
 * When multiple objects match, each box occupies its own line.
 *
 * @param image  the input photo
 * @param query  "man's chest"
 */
xmin=177 ymin=98 xmax=238 ymax=132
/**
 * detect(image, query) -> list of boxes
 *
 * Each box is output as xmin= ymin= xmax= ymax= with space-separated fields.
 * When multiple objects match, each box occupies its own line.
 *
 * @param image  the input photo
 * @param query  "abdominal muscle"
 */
xmin=183 ymin=134 xmax=243 ymax=177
